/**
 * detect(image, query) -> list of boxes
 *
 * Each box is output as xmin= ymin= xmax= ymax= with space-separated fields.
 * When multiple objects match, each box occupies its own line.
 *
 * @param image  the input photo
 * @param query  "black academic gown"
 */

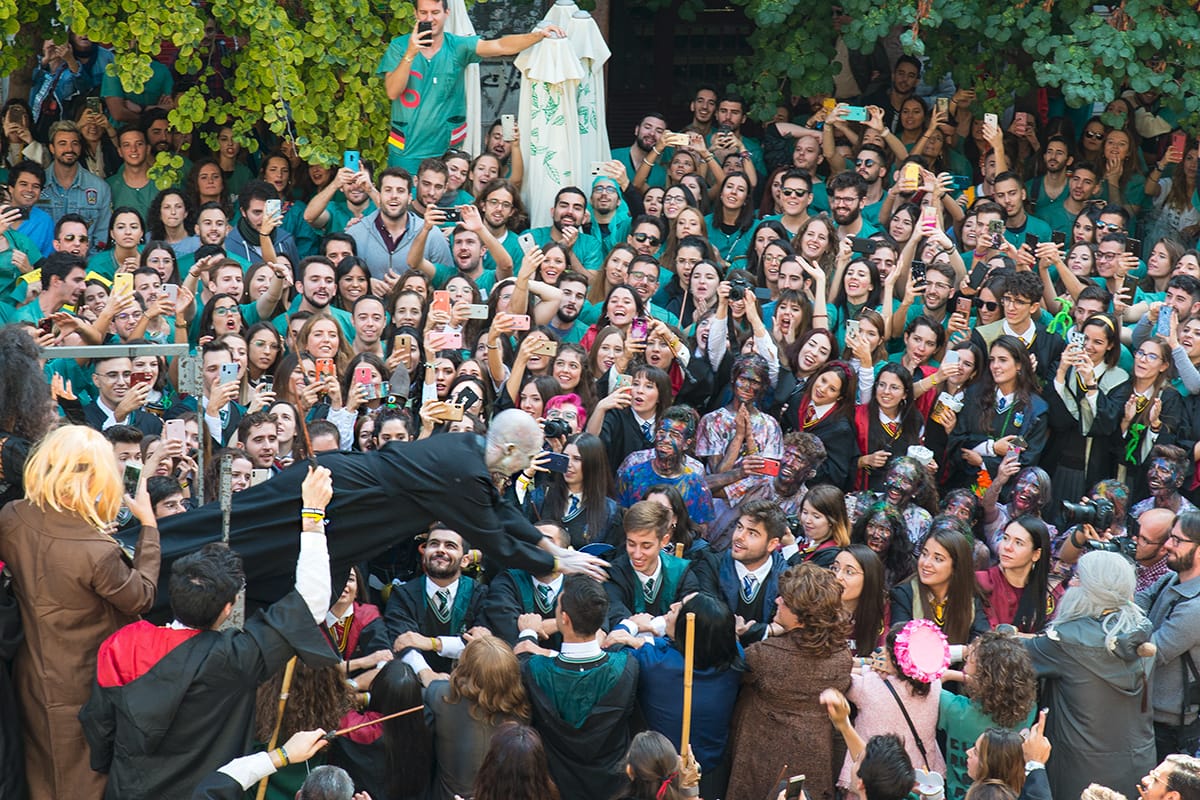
xmin=189 ymin=772 xmax=245 ymax=800
xmin=0 ymin=570 xmax=24 ymax=800
xmin=480 ymin=569 xmax=562 ymax=649
xmin=126 ymin=435 xmax=555 ymax=616
xmin=604 ymin=553 xmax=700 ymax=632
xmin=79 ymin=592 xmax=338 ymax=800
xmin=522 ymin=650 xmax=639 ymax=800
xmin=382 ymin=575 xmax=487 ymax=673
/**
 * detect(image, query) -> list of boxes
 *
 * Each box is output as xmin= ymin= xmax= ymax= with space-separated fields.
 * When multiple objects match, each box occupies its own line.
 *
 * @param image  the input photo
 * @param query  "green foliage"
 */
xmin=10 ymin=0 xmax=423 ymax=184
xmin=728 ymin=0 xmax=1200 ymax=131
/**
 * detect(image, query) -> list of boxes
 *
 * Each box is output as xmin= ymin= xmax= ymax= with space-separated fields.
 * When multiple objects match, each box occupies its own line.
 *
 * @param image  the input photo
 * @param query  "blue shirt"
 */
xmin=39 ymin=166 xmax=112 ymax=247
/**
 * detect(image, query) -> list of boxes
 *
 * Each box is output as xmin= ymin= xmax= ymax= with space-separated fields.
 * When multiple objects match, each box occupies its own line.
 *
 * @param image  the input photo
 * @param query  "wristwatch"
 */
xmin=1024 ymin=760 xmax=1045 ymax=775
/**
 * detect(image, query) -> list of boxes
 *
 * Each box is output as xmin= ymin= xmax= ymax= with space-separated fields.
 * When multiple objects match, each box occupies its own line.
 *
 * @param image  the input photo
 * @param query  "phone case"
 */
xmin=432 ymin=291 xmax=451 ymax=314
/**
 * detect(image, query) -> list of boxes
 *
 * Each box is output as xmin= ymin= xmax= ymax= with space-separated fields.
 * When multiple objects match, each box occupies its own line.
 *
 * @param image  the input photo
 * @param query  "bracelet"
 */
xmin=430 ymin=636 xmax=441 ymax=653
xmin=740 ymin=150 xmax=751 ymax=158
xmin=1151 ymin=423 xmax=1162 ymax=433
xmin=301 ymin=507 xmax=326 ymax=516
xmin=275 ymin=745 xmax=290 ymax=768
xmin=487 ymin=343 xmax=500 ymax=350
xmin=704 ymin=154 xmax=716 ymax=162
xmin=1084 ymin=384 xmax=1098 ymax=392
xmin=651 ymin=147 xmax=663 ymax=157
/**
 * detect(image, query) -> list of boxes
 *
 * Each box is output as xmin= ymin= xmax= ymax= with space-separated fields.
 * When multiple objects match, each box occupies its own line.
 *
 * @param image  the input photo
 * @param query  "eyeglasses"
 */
xmin=780 ymin=187 xmax=810 ymax=198
xmin=763 ymin=253 xmax=786 ymax=265
xmin=664 ymin=195 xmax=686 ymax=205
xmin=1134 ymin=349 xmax=1162 ymax=361
xmin=592 ymin=185 xmax=617 ymax=195
xmin=629 ymin=270 xmax=659 ymax=283
xmin=831 ymin=195 xmax=860 ymax=206
xmin=1096 ymin=251 xmax=1121 ymax=260
xmin=114 ymin=311 xmax=143 ymax=321
xmin=213 ymin=306 xmax=239 ymax=316
xmin=632 ymin=232 xmax=661 ymax=246
xmin=98 ymin=371 xmax=133 ymax=382
xmin=1084 ymin=130 xmax=1106 ymax=140
xmin=855 ymin=158 xmax=877 ymax=168
xmin=484 ymin=198 xmax=513 ymax=210
xmin=1168 ymin=533 xmax=1199 ymax=546
xmin=60 ymin=234 xmax=89 ymax=243
xmin=1000 ymin=296 xmax=1032 ymax=307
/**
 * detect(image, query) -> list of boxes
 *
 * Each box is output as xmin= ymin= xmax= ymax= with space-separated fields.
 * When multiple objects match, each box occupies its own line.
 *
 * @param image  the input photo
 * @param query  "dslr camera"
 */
xmin=1061 ymin=497 xmax=1115 ymax=530
xmin=728 ymin=276 xmax=752 ymax=301
xmin=542 ymin=418 xmax=572 ymax=439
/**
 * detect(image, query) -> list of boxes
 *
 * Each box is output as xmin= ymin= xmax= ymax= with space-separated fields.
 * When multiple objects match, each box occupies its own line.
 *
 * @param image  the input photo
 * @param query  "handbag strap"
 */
xmin=882 ymin=677 xmax=930 ymax=770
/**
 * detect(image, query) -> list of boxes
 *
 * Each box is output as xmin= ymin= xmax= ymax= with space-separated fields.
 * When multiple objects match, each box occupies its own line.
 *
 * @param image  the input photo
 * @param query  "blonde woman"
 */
xmin=0 ymin=425 xmax=160 ymax=799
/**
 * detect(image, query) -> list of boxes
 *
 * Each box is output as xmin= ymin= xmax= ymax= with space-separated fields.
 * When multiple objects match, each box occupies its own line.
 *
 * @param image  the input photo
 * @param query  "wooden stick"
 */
xmin=674 ymin=542 xmax=684 ymax=558
xmin=256 ymin=656 xmax=298 ymax=800
xmin=322 ymin=704 xmax=425 ymax=740
xmin=680 ymin=611 xmax=696 ymax=756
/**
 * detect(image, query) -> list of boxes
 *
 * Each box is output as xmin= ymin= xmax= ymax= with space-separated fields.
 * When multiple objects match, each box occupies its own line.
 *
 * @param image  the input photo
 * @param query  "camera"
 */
xmin=1061 ymin=497 xmax=1115 ymax=530
xmin=542 ymin=418 xmax=572 ymax=439
xmin=728 ymin=276 xmax=752 ymax=301
xmin=1085 ymin=535 xmax=1136 ymax=559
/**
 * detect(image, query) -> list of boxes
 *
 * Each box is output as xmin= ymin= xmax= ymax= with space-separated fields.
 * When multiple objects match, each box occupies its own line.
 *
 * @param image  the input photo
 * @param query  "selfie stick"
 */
xmin=322 ymin=704 xmax=425 ymax=740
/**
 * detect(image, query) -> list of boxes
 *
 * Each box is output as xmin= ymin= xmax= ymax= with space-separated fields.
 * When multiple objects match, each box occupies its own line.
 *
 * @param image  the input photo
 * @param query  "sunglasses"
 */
xmin=855 ymin=158 xmax=877 ymax=168
xmin=632 ymin=232 xmax=661 ymax=246
xmin=1084 ymin=131 xmax=1106 ymax=140
xmin=975 ymin=299 xmax=1000 ymax=312
xmin=780 ymin=187 xmax=810 ymax=198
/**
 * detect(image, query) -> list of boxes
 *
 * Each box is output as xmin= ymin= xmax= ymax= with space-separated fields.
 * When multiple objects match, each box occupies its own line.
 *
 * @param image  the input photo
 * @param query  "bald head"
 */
xmin=486 ymin=409 xmax=545 ymax=476
xmin=1136 ymin=507 xmax=1176 ymax=565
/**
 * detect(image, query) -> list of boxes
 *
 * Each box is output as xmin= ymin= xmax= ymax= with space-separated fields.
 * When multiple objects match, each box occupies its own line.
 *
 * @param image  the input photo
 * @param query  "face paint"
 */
xmin=653 ymin=419 xmax=689 ymax=470
xmin=1146 ymin=458 xmax=1182 ymax=496
xmin=1012 ymin=470 xmax=1042 ymax=512
xmin=883 ymin=460 xmax=920 ymax=505
xmin=775 ymin=445 xmax=811 ymax=494
xmin=865 ymin=513 xmax=893 ymax=553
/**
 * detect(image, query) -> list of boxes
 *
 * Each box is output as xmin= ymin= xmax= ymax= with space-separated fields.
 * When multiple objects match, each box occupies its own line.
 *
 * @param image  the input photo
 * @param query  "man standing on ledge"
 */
xmin=381 ymin=0 xmax=564 ymax=172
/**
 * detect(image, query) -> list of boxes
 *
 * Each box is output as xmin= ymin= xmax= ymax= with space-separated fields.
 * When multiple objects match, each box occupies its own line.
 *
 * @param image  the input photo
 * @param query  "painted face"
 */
xmin=944 ymin=495 xmax=975 ymax=526
xmin=864 ymin=513 xmax=893 ymax=553
xmin=1146 ymin=457 xmax=1182 ymax=496
xmin=1012 ymin=470 xmax=1042 ymax=513
xmin=775 ymin=444 xmax=812 ymax=494
xmin=653 ymin=418 xmax=689 ymax=466
xmin=883 ymin=461 xmax=920 ymax=506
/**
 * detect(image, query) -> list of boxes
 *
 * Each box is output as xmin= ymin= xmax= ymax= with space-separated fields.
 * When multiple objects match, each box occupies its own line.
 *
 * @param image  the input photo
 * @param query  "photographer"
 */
xmin=1056 ymin=479 xmax=1130 ymax=565
xmin=1137 ymin=510 xmax=1200 ymax=760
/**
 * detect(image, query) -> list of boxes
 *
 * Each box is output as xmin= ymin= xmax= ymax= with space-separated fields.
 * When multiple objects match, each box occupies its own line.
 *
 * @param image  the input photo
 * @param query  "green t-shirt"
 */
xmin=100 ymin=58 xmax=174 ymax=107
xmin=938 ymin=690 xmax=1035 ymax=800
xmin=483 ymin=228 xmax=525 ymax=274
xmin=321 ymin=196 xmax=378 ymax=234
xmin=378 ymin=32 xmax=482 ymax=171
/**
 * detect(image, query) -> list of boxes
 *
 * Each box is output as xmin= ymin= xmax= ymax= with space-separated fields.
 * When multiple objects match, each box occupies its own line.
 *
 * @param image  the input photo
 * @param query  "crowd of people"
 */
xmin=3 ymin=0 xmax=1200 ymax=799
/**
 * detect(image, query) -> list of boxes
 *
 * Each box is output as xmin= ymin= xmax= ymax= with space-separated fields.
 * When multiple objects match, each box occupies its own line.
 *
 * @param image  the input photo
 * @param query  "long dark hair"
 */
xmin=842 ymin=544 xmax=887 ymax=655
xmin=645 ymin=483 xmax=699 ymax=551
xmin=1004 ymin=514 xmax=1052 ymax=633
xmin=0 ymin=326 xmax=53 ymax=441
xmin=542 ymin=433 xmax=614 ymax=542
xmin=913 ymin=518 xmax=979 ymax=644
xmin=472 ymin=722 xmax=560 ymax=800
xmin=867 ymin=363 xmax=922 ymax=442
xmin=978 ymin=335 xmax=1038 ymax=432
xmin=850 ymin=501 xmax=914 ymax=588
xmin=371 ymin=660 xmax=433 ymax=799
xmin=800 ymin=360 xmax=858 ymax=424
xmin=672 ymin=593 xmax=741 ymax=672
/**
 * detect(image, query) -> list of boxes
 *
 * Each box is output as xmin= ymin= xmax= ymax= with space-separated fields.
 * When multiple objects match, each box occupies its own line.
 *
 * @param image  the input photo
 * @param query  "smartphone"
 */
xmin=755 ymin=457 xmax=781 ymax=477
xmin=113 ymin=272 xmax=133 ymax=294
xmin=1051 ymin=230 xmax=1067 ymax=247
xmin=162 ymin=283 xmax=179 ymax=304
xmin=1009 ymin=436 xmax=1028 ymax=460
xmin=948 ymin=174 xmax=973 ymax=190
xmin=501 ymin=114 xmax=516 ymax=142
xmin=354 ymin=365 xmax=374 ymax=386
xmin=590 ymin=161 xmax=607 ymax=177
xmin=431 ymin=402 xmax=464 ymax=422
xmin=1 ymin=204 xmax=30 ymax=221
xmin=630 ymin=317 xmax=649 ymax=340
xmin=1014 ymin=111 xmax=1030 ymax=134
xmin=841 ymin=105 xmax=869 ymax=122
xmin=86 ymin=95 xmax=102 ymax=114
xmin=530 ymin=339 xmax=558 ymax=357
xmin=1068 ymin=329 xmax=1086 ymax=348
xmin=967 ymin=261 xmax=990 ymax=290
xmin=165 ymin=419 xmax=186 ymax=442
xmin=851 ymin=237 xmax=874 ymax=255
xmin=1157 ymin=305 xmax=1174 ymax=338
xmin=417 ymin=20 xmax=433 ymax=40
xmin=122 ymin=463 xmax=142 ymax=496
xmin=1171 ymin=131 xmax=1186 ymax=155
xmin=955 ymin=296 xmax=973 ymax=315
xmin=902 ymin=162 xmax=922 ymax=188
xmin=935 ymin=96 xmax=949 ymax=115
xmin=250 ymin=468 xmax=271 ymax=487
xmin=315 ymin=357 xmax=335 ymax=382
xmin=393 ymin=333 xmax=415 ymax=354
xmin=458 ymin=303 xmax=487 ymax=320
xmin=1024 ymin=233 xmax=1040 ymax=249
xmin=984 ymin=112 xmax=999 ymax=129
xmin=943 ymin=349 xmax=960 ymax=366
xmin=455 ymin=386 xmax=480 ymax=410
xmin=986 ymin=218 xmax=1005 ymax=248
xmin=615 ymin=373 xmax=633 ymax=389
xmin=508 ymin=314 xmax=531 ymax=330
xmin=542 ymin=451 xmax=570 ymax=473
xmin=433 ymin=330 xmax=463 ymax=350
xmin=785 ymin=775 xmax=807 ymax=800
xmin=259 ymin=374 xmax=274 ymax=393
xmin=845 ymin=319 xmax=861 ymax=340
xmin=431 ymin=290 xmax=451 ymax=314
xmin=1126 ymin=237 xmax=1142 ymax=259
xmin=130 ymin=370 xmax=154 ymax=388
xmin=919 ymin=205 xmax=938 ymax=232
xmin=910 ymin=260 xmax=927 ymax=285
xmin=1122 ymin=271 xmax=1139 ymax=299
xmin=343 ymin=150 xmax=360 ymax=172
xmin=36 ymin=317 xmax=55 ymax=336
xmin=264 ymin=198 xmax=281 ymax=218
xmin=517 ymin=231 xmax=538 ymax=255
xmin=219 ymin=362 xmax=240 ymax=384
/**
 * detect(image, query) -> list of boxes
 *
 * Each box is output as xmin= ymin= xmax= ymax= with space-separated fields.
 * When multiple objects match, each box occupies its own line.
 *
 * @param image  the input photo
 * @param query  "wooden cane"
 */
xmin=674 ymin=542 xmax=684 ymax=558
xmin=680 ymin=611 xmax=696 ymax=756
xmin=256 ymin=656 xmax=298 ymax=800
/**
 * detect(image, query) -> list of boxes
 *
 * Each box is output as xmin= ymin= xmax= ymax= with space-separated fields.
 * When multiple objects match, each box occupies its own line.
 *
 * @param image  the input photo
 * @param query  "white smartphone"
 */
xmin=264 ymin=198 xmax=281 ymax=218
xmin=501 ymin=114 xmax=516 ymax=142
xmin=984 ymin=112 xmax=999 ymax=129
xmin=845 ymin=319 xmax=860 ymax=340
xmin=465 ymin=304 xmax=490 ymax=319
xmin=518 ymin=232 xmax=538 ymax=254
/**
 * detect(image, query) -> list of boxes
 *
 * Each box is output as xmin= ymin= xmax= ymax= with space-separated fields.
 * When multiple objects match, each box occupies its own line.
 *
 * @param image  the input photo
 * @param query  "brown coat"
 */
xmin=725 ymin=630 xmax=853 ymax=800
xmin=0 ymin=501 xmax=160 ymax=800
